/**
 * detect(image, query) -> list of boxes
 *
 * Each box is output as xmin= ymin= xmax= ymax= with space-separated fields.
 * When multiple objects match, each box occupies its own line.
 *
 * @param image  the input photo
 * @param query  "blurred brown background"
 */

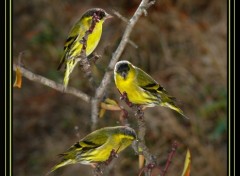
xmin=13 ymin=0 xmax=227 ymax=175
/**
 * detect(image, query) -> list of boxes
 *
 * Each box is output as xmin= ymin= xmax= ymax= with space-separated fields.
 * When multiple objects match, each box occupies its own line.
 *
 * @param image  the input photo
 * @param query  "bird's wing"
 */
xmin=57 ymin=19 xmax=90 ymax=70
xmin=136 ymin=67 xmax=168 ymax=94
xmin=57 ymin=35 xmax=78 ymax=70
xmin=72 ymin=129 xmax=109 ymax=153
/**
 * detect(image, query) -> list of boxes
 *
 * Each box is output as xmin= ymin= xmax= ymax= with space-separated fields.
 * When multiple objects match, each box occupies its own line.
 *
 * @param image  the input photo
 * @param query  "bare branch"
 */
xmin=127 ymin=39 xmax=139 ymax=49
xmin=112 ymin=9 xmax=129 ymax=24
xmin=141 ymin=0 xmax=156 ymax=16
xmin=137 ymin=117 xmax=156 ymax=164
xmin=91 ymin=0 xmax=156 ymax=129
xmin=112 ymin=10 xmax=138 ymax=49
xmin=91 ymin=98 xmax=99 ymax=130
xmin=132 ymin=107 xmax=156 ymax=176
xmin=13 ymin=63 xmax=91 ymax=103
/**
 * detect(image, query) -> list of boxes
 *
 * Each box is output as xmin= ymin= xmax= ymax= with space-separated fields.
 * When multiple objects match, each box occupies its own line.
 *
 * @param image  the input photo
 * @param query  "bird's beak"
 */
xmin=121 ymin=72 xmax=127 ymax=79
xmin=105 ymin=13 xmax=113 ymax=20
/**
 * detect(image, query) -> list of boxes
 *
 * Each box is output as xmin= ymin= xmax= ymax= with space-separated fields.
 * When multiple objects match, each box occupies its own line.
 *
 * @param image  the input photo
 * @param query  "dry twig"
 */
xmin=13 ymin=64 xmax=90 ymax=102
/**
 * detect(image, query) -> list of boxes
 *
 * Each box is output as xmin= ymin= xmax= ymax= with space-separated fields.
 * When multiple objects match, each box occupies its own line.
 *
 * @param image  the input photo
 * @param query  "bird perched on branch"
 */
xmin=114 ymin=60 xmax=188 ymax=118
xmin=57 ymin=8 xmax=112 ymax=88
xmin=47 ymin=126 xmax=136 ymax=174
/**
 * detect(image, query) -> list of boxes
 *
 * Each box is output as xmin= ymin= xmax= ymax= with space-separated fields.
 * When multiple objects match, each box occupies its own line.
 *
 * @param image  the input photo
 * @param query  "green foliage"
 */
xmin=29 ymin=20 xmax=59 ymax=44
xmin=210 ymin=116 xmax=227 ymax=140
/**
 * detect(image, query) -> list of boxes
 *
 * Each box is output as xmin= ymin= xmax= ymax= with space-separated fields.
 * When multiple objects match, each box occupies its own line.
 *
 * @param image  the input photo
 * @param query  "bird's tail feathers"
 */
xmin=46 ymin=159 xmax=73 ymax=176
xmin=57 ymin=59 xmax=64 ymax=70
xmin=63 ymin=72 xmax=70 ymax=89
xmin=162 ymin=101 xmax=189 ymax=119
xmin=63 ymin=59 xmax=79 ymax=88
xmin=57 ymin=54 xmax=66 ymax=71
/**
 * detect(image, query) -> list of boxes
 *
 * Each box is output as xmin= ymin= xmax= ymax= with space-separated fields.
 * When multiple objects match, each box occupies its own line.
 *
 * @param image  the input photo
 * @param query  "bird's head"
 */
xmin=114 ymin=60 xmax=132 ymax=80
xmin=83 ymin=8 xmax=113 ymax=22
xmin=119 ymin=126 xmax=137 ymax=140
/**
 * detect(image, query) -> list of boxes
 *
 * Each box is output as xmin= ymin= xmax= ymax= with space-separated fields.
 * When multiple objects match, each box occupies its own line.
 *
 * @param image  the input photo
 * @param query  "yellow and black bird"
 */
xmin=114 ymin=60 xmax=187 ymax=118
xmin=58 ymin=8 xmax=112 ymax=88
xmin=47 ymin=126 xmax=136 ymax=174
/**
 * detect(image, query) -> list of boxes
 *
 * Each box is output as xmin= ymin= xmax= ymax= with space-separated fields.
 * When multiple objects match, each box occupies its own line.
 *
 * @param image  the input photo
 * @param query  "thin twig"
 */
xmin=13 ymin=63 xmax=90 ymax=103
xmin=112 ymin=9 xmax=138 ymax=49
xmin=112 ymin=9 xmax=129 ymax=24
xmin=136 ymin=111 xmax=157 ymax=176
xmin=162 ymin=141 xmax=178 ymax=176
xmin=128 ymin=39 xmax=138 ymax=49
xmin=91 ymin=0 xmax=156 ymax=130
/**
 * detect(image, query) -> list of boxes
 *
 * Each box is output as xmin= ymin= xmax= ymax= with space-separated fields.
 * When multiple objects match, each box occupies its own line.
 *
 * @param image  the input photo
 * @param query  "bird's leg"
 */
xmin=93 ymin=164 xmax=104 ymax=176
xmin=93 ymin=151 xmax=117 ymax=176
xmin=120 ymin=108 xmax=129 ymax=125
xmin=135 ymin=105 xmax=144 ymax=119
xmin=119 ymin=91 xmax=133 ymax=107
xmin=121 ymin=108 xmax=129 ymax=118
xmin=93 ymin=148 xmax=119 ymax=176
xmin=118 ymin=91 xmax=144 ymax=118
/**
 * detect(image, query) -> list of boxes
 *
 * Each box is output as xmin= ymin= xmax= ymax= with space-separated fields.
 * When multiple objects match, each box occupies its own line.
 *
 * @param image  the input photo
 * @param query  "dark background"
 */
xmin=13 ymin=0 xmax=227 ymax=175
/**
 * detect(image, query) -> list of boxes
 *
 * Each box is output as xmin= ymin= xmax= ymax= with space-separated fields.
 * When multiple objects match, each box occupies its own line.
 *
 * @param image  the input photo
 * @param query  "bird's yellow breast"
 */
xmin=115 ymin=71 xmax=154 ymax=105
xmin=69 ymin=17 xmax=104 ymax=58
xmin=82 ymin=17 xmax=103 ymax=55
xmin=82 ymin=134 xmax=134 ymax=163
